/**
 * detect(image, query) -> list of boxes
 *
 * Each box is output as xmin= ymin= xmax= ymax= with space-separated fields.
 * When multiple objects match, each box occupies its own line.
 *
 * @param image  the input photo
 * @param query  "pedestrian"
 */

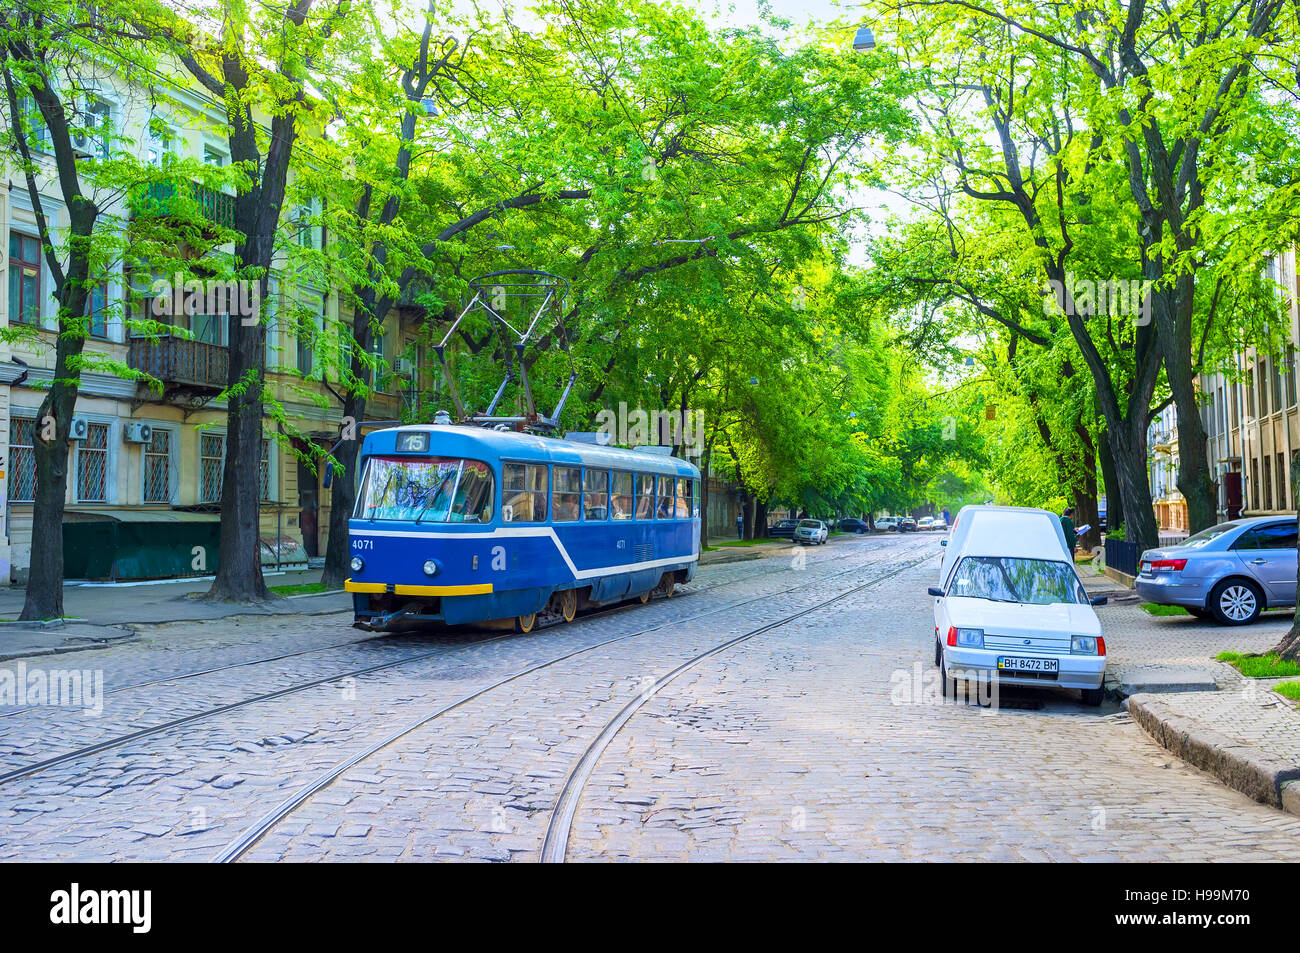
xmin=941 ymin=505 xmax=951 ymax=528
xmin=736 ymin=511 xmax=744 ymax=539
xmin=1060 ymin=506 xmax=1076 ymax=553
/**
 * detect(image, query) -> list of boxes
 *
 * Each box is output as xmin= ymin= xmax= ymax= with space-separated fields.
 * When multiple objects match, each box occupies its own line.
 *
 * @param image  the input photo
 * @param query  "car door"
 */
xmin=1232 ymin=521 xmax=1298 ymax=605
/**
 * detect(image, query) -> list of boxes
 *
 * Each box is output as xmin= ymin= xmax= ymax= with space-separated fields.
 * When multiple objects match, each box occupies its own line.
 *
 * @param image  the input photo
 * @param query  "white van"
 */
xmin=930 ymin=505 xmax=1107 ymax=705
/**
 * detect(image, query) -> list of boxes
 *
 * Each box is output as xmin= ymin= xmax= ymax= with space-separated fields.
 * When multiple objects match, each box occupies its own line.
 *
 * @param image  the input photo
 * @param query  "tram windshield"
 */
xmin=354 ymin=456 xmax=494 ymax=523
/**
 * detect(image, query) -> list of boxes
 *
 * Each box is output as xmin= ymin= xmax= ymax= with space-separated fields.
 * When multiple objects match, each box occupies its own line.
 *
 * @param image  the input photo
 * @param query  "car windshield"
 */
xmin=1180 ymin=522 xmax=1242 ymax=549
xmin=799 ymin=520 xmax=820 ymax=528
xmin=354 ymin=456 xmax=494 ymax=523
xmin=949 ymin=556 xmax=1084 ymax=605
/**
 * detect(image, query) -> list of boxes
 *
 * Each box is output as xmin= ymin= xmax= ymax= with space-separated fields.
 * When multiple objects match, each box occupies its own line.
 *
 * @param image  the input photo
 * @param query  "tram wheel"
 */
xmin=658 ymin=578 xmax=676 ymax=599
xmin=637 ymin=590 xmax=651 ymax=605
xmin=516 ymin=612 xmax=537 ymax=633
xmin=558 ymin=589 xmax=577 ymax=623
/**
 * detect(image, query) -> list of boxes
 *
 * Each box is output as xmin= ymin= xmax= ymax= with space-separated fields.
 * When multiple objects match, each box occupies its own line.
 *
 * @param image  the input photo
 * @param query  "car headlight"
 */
xmin=1071 ymin=635 xmax=1099 ymax=655
xmin=954 ymin=627 xmax=984 ymax=648
xmin=422 ymin=559 xmax=438 ymax=577
xmin=350 ymin=556 xmax=364 ymax=573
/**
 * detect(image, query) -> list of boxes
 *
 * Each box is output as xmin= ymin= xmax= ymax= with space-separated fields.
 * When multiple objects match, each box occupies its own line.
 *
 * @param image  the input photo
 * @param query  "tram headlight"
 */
xmin=350 ymin=556 xmax=365 ymax=573
xmin=422 ymin=559 xmax=439 ymax=577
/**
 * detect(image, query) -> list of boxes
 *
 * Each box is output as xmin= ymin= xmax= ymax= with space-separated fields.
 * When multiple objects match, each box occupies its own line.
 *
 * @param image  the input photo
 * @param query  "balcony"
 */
xmin=129 ymin=335 xmax=229 ymax=394
xmin=132 ymin=179 xmax=237 ymax=231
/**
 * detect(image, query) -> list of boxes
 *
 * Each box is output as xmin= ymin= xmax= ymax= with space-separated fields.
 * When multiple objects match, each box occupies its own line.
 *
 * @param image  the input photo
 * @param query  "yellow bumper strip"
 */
xmin=345 ymin=579 xmax=493 ymax=597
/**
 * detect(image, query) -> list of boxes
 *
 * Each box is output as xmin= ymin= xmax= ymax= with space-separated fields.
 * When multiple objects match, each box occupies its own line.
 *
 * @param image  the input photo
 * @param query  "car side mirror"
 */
xmin=939 ymin=540 xmax=947 ymax=547
xmin=927 ymin=587 xmax=944 ymax=597
xmin=1090 ymin=595 xmax=1108 ymax=606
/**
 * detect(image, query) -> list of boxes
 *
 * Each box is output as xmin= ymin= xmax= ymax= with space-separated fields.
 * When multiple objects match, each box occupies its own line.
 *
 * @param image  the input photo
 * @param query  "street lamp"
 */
xmin=852 ymin=25 xmax=876 ymax=50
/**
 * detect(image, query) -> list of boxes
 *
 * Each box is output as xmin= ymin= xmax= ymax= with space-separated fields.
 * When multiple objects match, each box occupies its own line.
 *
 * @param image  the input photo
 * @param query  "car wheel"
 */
xmin=1209 ymin=578 xmax=1263 ymax=625
xmin=940 ymin=654 xmax=954 ymax=698
xmin=934 ymin=637 xmax=942 ymax=667
xmin=1080 ymin=686 xmax=1104 ymax=707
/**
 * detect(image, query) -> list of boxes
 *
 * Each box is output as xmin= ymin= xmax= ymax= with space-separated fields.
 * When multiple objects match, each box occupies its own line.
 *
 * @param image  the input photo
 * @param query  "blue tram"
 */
xmin=345 ymin=424 xmax=701 ymax=631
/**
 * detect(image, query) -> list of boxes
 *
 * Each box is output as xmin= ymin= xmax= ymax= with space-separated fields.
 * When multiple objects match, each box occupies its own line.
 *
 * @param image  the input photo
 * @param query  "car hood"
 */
xmin=946 ymin=597 xmax=1101 ymax=643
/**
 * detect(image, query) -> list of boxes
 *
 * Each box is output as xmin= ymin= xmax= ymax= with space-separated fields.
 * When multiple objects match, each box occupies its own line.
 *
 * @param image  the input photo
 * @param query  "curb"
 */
xmin=1125 ymin=693 xmax=1300 ymax=814
xmin=0 ymin=632 xmax=139 ymax=663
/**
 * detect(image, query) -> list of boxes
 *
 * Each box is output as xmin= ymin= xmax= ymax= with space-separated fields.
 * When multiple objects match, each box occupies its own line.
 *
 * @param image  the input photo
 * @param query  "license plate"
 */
xmin=997 ymin=656 xmax=1059 ymax=673
xmin=1140 ymin=561 xmax=1152 ymax=574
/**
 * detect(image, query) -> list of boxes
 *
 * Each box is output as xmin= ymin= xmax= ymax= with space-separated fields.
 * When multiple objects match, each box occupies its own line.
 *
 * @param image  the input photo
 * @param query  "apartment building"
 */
xmin=1198 ymin=246 xmax=1300 ymax=521
xmin=1147 ymin=402 xmax=1188 ymax=534
xmin=0 ymin=64 xmax=427 ymax=583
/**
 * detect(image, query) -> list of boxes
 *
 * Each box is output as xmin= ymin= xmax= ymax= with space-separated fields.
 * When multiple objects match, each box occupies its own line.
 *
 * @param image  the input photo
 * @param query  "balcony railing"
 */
xmin=129 ymin=335 xmax=229 ymax=391
xmin=133 ymin=179 xmax=237 ymax=231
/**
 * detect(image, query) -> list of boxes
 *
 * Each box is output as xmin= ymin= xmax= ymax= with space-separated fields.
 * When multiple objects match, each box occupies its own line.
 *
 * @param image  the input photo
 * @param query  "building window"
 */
xmin=8 ymin=417 xmax=36 ymax=503
xmin=86 ymin=282 xmax=109 ymax=339
xmin=1257 ymin=359 xmax=1269 ymax=416
xmin=145 ymin=119 xmax=175 ymax=166
xmin=259 ymin=439 xmax=272 ymax=501
xmin=1246 ymin=368 xmax=1255 ymax=418
xmin=203 ymin=145 xmax=226 ymax=167
xmin=77 ymin=94 xmax=113 ymax=160
xmin=143 ymin=428 xmax=171 ymax=503
xmin=192 ymin=312 xmax=227 ymax=347
xmin=1287 ymin=348 xmax=1297 ymax=409
xmin=9 ymin=233 xmax=42 ymax=326
xmin=1278 ymin=453 xmax=1288 ymax=511
xmin=200 ymin=433 xmax=224 ymax=503
xmin=1270 ymin=358 xmax=1283 ymax=415
xmin=1263 ymin=456 xmax=1273 ymax=510
xmin=297 ymin=297 xmax=324 ymax=378
xmin=75 ymin=422 xmax=109 ymax=502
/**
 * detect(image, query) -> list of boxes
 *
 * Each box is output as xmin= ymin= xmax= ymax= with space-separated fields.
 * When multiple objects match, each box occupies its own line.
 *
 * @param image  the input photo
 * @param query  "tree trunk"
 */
xmin=19 ymin=361 xmax=82 ymax=621
xmin=755 ymin=500 xmax=769 ymax=537
xmin=320 ymin=393 xmax=365 ymax=590
xmin=1098 ymin=422 xmax=1124 ymax=532
xmin=1157 ymin=274 xmax=1217 ymax=534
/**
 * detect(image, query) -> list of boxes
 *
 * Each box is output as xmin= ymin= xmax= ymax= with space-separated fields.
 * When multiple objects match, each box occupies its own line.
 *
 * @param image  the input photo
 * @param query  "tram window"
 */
xmin=611 ymin=471 xmax=634 ymax=520
xmin=676 ymin=477 xmax=692 ymax=518
xmin=656 ymin=475 xmax=675 ymax=518
xmin=353 ymin=456 xmax=493 ymax=523
xmin=636 ymin=473 xmax=655 ymax=519
xmin=553 ymin=467 xmax=582 ymax=522
xmin=502 ymin=463 xmax=548 ymax=523
xmin=583 ymin=468 xmax=609 ymax=520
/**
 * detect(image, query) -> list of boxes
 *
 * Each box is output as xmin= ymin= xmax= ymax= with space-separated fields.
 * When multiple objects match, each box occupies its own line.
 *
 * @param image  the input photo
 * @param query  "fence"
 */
xmin=1104 ymin=537 xmax=1140 ymax=577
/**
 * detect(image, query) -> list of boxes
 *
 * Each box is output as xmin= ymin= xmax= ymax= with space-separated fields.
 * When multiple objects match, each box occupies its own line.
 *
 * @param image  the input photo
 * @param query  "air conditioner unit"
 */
xmin=125 ymin=421 xmax=153 ymax=444
xmin=69 ymin=417 xmax=90 ymax=441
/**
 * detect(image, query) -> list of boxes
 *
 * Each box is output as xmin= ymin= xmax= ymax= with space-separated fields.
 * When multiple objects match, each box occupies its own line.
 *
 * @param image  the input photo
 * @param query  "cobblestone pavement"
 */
xmin=3 ymin=533 xmax=1298 ymax=862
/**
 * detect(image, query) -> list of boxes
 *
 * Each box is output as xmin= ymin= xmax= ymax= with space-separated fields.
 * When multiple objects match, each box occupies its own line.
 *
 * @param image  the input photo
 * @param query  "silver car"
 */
xmin=794 ymin=519 xmax=828 ymax=545
xmin=1135 ymin=517 xmax=1297 ymax=624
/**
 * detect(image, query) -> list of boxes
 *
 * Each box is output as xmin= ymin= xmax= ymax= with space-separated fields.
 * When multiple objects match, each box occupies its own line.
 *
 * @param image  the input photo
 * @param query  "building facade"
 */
xmin=0 ymin=64 xmax=429 ymax=583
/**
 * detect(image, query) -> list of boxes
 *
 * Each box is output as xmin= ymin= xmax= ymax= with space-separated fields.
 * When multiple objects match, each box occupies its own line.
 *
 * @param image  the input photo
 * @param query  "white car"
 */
xmin=918 ymin=516 xmax=935 ymax=530
xmin=876 ymin=516 xmax=901 ymax=532
xmin=930 ymin=505 xmax=1108 ymax=706
xmin=794 ymin=519 xmax=828 ymax=545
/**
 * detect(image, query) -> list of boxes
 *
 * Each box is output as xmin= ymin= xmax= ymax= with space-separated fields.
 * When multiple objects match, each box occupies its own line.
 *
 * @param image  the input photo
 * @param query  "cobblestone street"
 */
xmin=2 ymin=534 xmax=1298 ymax=862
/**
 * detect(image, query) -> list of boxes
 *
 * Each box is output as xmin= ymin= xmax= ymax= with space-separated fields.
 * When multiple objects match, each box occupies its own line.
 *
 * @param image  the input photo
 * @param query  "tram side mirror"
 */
xmin=939 ymin=539 xmax=947 ymax=547
xmin=927 ymin=587 xmax=944 ymax=597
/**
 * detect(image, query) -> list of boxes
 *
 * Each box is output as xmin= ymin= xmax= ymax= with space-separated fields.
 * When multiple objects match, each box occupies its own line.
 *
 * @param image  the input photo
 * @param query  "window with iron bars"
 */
xmin=200 ymin=433 xmax=224 ymax=503
xmin=143 ymin=428 xmax=171 ymax=503
xmin=8 ymin=417 xmax=36 ymax=503
xmin=200 ymin=434 xmax=271 ymax=503
xmin=75 ymin=422 xmax=109 ymax=502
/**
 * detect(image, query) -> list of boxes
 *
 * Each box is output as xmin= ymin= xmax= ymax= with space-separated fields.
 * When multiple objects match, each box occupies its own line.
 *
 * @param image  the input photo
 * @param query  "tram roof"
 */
xmin=361 ymin=424 xmax=700 ymax=477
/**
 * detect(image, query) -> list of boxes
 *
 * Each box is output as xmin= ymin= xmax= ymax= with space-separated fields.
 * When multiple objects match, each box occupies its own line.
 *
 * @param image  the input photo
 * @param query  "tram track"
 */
xmin=211 ymin=541 xmax=929 ymax=862
xmin=0 ymin=539 xmax=892 ymax=792
xmin=538 ymin=550 xmax=937 ymax=862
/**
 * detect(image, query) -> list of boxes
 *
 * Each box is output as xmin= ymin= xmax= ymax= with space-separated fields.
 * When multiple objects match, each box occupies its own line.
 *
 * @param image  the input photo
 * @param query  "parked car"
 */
xmin=1136 ymin=516 xmax=1297 ymax=625
xmin=930 ymin=505 xmax=1108 ymax=706
xmin=794 ymin=519 xmax=829 ymax=545
xmin=876 ymin=516 xmax=902 ymax=532
xmin=918 ymin=516 xmax=935 ymax=530
xmin=769 ymin=518 xmax=800 ymax=539
xmin=839 ymin=518 xmax=869 ymax=534
xmin=900 ymin=517 xmax=918 ymax=532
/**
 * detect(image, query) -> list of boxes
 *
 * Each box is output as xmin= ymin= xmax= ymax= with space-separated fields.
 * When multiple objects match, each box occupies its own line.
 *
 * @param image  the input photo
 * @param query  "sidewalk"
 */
xmin=1101 ymin=597 xmax=1300 ymax=816
xmin=0 ymin=568 xmax=349 ymax=662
